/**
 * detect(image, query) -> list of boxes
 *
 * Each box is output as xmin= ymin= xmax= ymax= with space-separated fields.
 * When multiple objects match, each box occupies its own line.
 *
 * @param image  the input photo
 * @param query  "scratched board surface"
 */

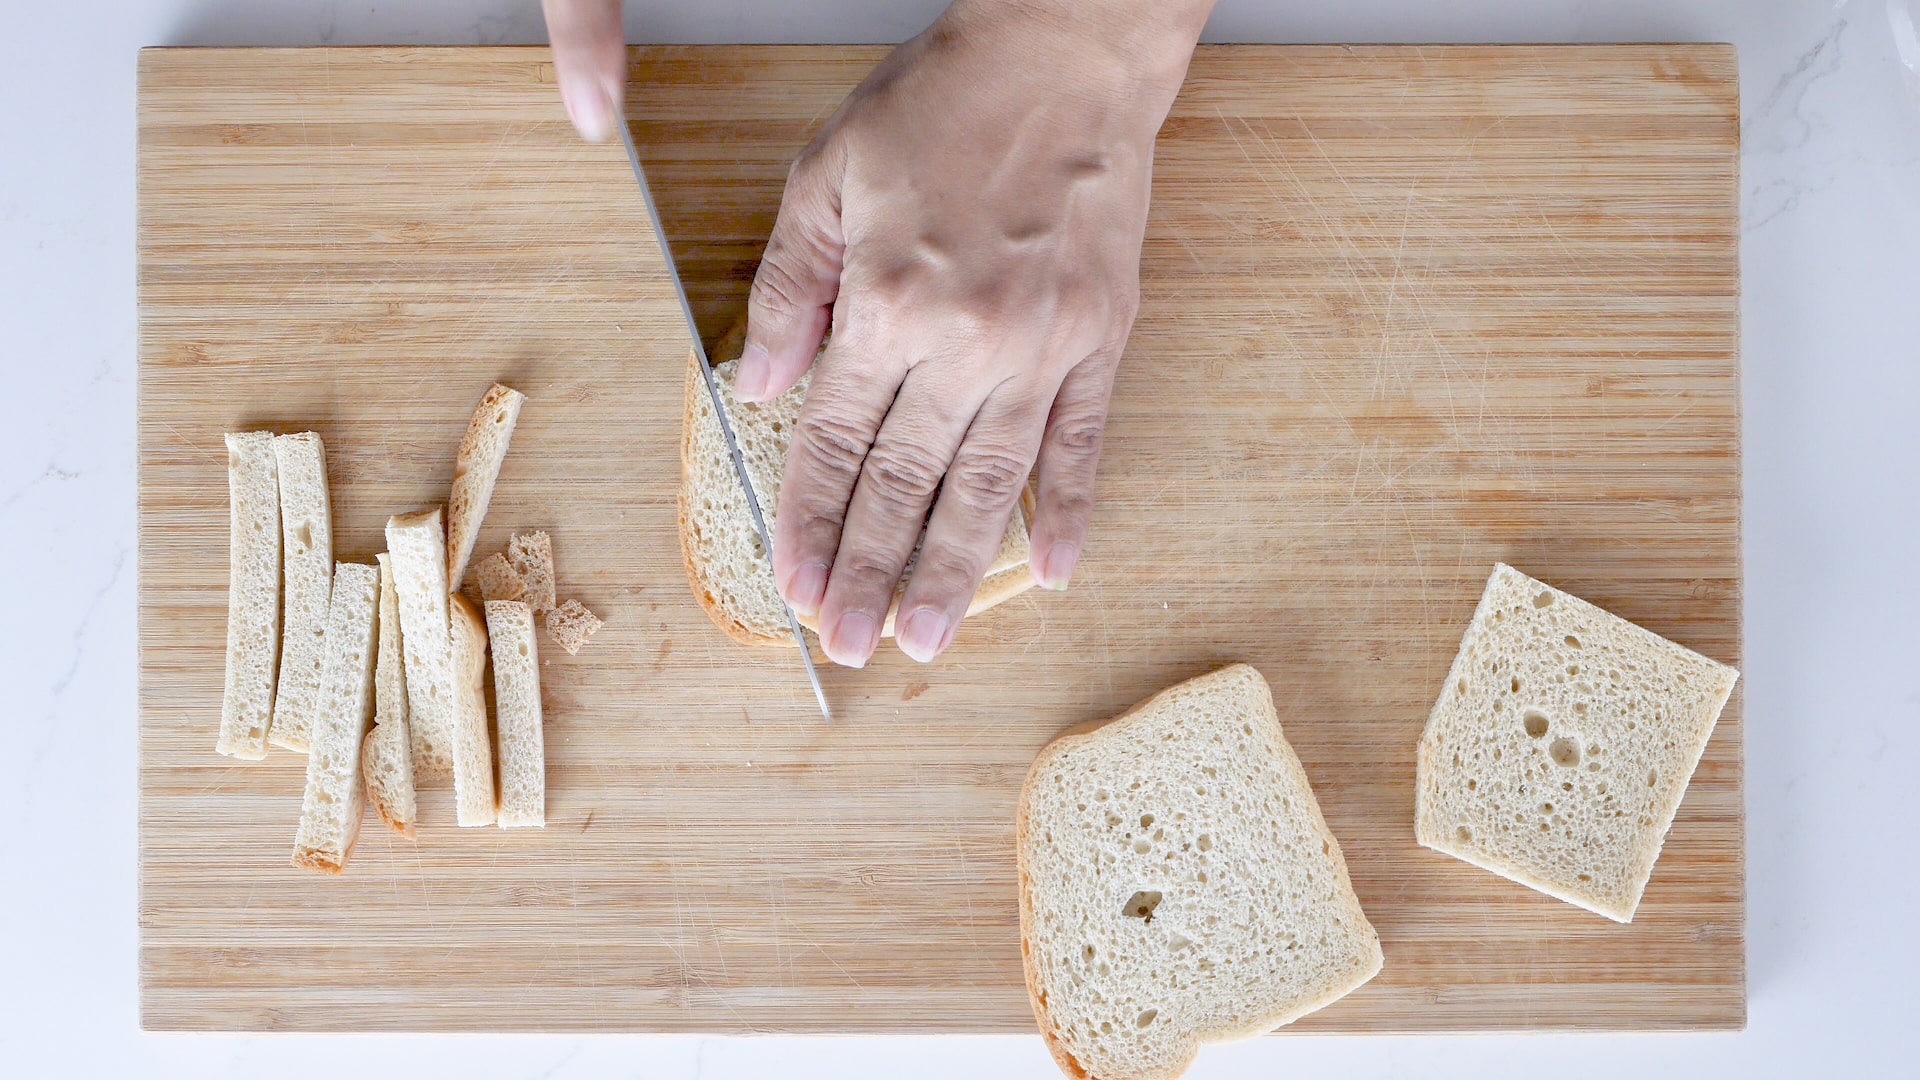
xmin=137 ymin=45 xmax=1741 ymax=1032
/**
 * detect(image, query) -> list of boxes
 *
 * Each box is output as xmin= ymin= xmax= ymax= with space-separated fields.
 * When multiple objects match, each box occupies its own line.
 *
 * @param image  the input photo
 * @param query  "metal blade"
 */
xmin=616 ymin=119 xmax=832 ymax=723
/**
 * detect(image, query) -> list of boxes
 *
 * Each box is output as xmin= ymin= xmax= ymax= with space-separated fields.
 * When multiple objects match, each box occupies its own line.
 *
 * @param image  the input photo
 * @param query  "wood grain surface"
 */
xmin=137 ymin=44 xmax=1741 ymax=1033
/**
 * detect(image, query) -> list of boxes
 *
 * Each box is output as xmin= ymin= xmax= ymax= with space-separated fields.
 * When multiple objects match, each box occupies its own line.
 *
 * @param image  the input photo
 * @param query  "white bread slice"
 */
xmin=679 ymin=324 xmax=1036 ymax=646
xmin=473 ymin=552 xmax=526 ymax=604
xmin=268 ymin=432 xmax=334 ymax=753
xmin=485 ymin=600 xmax=545 ymax=827
xmin=506 ymin=530 xmax=556 ymax=614
xmin=217 ymin=432 xmax=281 ymax=760
xmin=446 ymin=382 xmax=526 ymax=592
xmin=361 ymin=553 xmax=417 ymax=838
xmin=544 ymin=598 xmax=602 ymax=656
xmin=1018 ymin=665 xmax=1382 ymax=1080
xmin=384 ymin=508 xmax=455 ymax=779
xmin=291 ymin=562 xmax=378 ymax=872
xmin=1414 ymin=563 xmax=1739 ymax=922
xmin=447 ymin=594 xmax=497 ymax=826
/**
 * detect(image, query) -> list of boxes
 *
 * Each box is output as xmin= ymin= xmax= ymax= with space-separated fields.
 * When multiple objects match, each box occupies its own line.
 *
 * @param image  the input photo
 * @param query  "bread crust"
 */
xmin=678 ymin=328 xmax=1041 ymax=648
xmin=1015 ymin=665 xmax=1384 ymax=1080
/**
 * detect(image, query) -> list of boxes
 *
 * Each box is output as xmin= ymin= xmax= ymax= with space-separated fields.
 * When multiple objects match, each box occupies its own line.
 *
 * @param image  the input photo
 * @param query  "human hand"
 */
xmin=746 ymin=0 xmax=1211 ymax=668
xmin=543 ymin=0 xmax=626 ymax=141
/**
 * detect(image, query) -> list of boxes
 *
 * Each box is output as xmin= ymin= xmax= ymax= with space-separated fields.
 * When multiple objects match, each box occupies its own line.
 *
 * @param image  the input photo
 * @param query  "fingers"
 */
xmin=893 ymin=384 xmax=1048 ymax=663
xmin=770 ymin=330 xmax=910 ymax=627
xmin=1028 ymin=346 xmax=1121 ymax=590
xmin=811 ymin=362 xmax=993 ymax=668
xmin=542 ymin=0 xmax=626 ymax=142
xmin=739 ymin=152 xmax=846 ymax=403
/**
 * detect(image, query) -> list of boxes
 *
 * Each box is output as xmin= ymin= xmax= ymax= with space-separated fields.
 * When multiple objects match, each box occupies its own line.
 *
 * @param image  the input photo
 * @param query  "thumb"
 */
xmin=738 ymin=152 xmax=844 ymax=402
xmin=543 ymin=0 xmax=626 ymax=142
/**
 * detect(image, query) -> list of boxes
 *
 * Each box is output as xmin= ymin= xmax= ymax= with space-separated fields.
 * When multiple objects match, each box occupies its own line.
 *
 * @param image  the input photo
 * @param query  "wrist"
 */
xmin=941 ymin=0 xmax=1211 ymax=104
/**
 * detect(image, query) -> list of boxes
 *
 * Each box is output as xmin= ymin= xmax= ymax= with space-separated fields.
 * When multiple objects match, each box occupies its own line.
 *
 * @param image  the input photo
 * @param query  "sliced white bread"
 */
xmin=361 ymin=552 xmax=417 ymax=838
xmin=267 ymin=431 xmax=333 ymax=753
xmin=473 ymin=552 xmax=526 ymax=604
xmin=544 ymin=599 xmax=602 ymax=656
xmin=1019 ymin=665 xmax=1383 ymax=1080
xmin=385 ymin=508 xmax=456 ymax=778
xmin=446 ymin=382 xmax=526 ymax=592
xmin=506 ymin=530 xmax=556 ymax=613
xmin=217 ymin=431 xmax=281 ymax=760
xmin=1414 ymin=563 xmax=1740 ymax=922
xmin=485 ymin=600 xmax=545 ymax=827
xmin=680 ymin=325 xmax=1035 ymax=646
xmin=447 ymin=594 xmax=497 ymax=826
xmin=291 ymin=562 xmax=378 ymax=873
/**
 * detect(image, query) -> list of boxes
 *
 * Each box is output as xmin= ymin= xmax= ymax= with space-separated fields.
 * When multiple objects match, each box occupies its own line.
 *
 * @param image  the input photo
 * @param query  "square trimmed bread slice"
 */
xmin=385 ymin=508 xmax=456 ymax=779
xmin=446 ymin=382 xmax=526 ymax=592
xmin=217 ymin=431 xmax=281 ymax=760
xmin=268 ymin=432 xmax=334 ymax=753
xmin=361 ymin=553 xmax=417 ymax=838
xmin=1414 ymin=563 xmax=1740 ymax=922
xmin=507 ymin=530 xmax=556 ymax=614
xmin=544 ymin=598 xmax=602 ymax=656
xmin=447 ymin=594 xmax=497 ymax=827
xmin=473 ymin=552 xmax=527 ymax=604
xmin=679 ymin=324 xmax=1037 ymax=647
xmin=291 ymin=562 xmax=378 ymax=872
xmin=485 ymin=600 xmax=545 ymax=827
xmin=1018 ymin=664 xmax=1383 ymax=1080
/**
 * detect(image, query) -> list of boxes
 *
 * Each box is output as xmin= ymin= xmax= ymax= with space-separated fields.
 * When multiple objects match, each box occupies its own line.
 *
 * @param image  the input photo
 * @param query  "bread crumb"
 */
xmin=546 ymin=599 xmax=603 ymax=655
xmin=474 ymin=552 xmax=527 ymax=604
xmin=508 ymin=531 xmax=557 ymax=613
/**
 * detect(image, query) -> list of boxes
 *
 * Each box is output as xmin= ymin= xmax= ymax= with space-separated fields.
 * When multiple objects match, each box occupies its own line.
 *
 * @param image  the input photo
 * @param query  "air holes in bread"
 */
xmin=1533 ymin=591 xmax=1554 ymax=608
xmin=1136 ymin=1009 xmax=1158 ymax=1028
xmin=1523 ymin=710 xmax=1549 ymax=738
xmin=1122 ymin=891 xmax=1162 ymax=922
xmin=1549 ymin=738 xmax=1581 ymax=767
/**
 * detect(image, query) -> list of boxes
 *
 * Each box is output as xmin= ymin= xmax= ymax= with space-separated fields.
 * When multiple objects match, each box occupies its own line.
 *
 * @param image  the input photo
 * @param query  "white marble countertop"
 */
xmin=5 ymin=1 xmax=1916 ymax=1075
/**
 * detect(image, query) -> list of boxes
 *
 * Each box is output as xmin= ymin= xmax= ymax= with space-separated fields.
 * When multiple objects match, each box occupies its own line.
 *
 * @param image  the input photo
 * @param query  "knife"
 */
xmin=616 ymin=118 xmax=833 ymax=723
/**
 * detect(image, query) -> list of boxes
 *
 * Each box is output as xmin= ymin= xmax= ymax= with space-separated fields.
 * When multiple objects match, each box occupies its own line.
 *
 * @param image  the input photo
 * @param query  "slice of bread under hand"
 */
xmin=385 ymin=508 xmax=456 ymax=779
xmin=268 ymin=431 xmax=334 ymax=753
xmin=292 ymin=562 xmax=378 ymax=872
xmin=485 ymin=600 xmax=545 ymax=827
xmin=361 ymin=553 xmax=417 ymax=838
xmin=447 ymin=594 xmax=497 ymax=827
xmin=218 ymin=432 xmax=281 ymax=760
xmin=445 ymin=382 xmax=526 ymax=592
xmin=1414 ymin=563 xmax=1739 ymax=923
xmin=680 ymin=326 xmax=1036 ymax=647
xmin=1018 ymin=664 xmax=1383 ymax=1080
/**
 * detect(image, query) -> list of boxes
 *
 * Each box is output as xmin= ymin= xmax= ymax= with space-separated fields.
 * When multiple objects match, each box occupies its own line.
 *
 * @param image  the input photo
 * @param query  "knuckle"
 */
xmin=910 ymin=548 xmax=982 ymax=595
xmin=947 ymin=446 xmax=1029 ymax=508
xmin=1049 ymin=416 xmax=1105 ymax=455
xmin=862 ymin=445 xmax=947 ymax=505
xmin=793 ymin=409 xmax=872 ymax=478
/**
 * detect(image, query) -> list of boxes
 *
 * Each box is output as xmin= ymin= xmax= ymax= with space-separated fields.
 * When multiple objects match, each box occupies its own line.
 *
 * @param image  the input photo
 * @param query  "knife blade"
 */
xmin=616 ymin=118 xmax=832 ymax=723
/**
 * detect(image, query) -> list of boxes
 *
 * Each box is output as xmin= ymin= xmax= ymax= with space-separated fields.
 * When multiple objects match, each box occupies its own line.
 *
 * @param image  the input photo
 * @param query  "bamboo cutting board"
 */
xmin=137 ymin=45 xmax=1741 ymax=1033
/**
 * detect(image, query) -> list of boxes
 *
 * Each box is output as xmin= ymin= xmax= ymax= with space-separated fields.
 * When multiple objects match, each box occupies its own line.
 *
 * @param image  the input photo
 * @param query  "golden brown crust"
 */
xmin=290 ymin=850 xmax=346 ymax=874
xmin=360 ymin=733 xmax=416 ymax=840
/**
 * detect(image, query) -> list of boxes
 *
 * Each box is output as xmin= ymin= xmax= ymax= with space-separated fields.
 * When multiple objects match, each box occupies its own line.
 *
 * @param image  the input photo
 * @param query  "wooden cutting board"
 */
xmin=137 ymin=44 xmax=1741 ymax=1033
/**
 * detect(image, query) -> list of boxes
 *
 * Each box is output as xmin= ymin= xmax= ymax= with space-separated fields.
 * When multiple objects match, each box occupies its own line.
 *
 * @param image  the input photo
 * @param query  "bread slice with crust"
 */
xmin=218 ymin=432 xmax=281 ymax=760
xmin=384 ymin=508 xmax=455 ymax=779
xmin=1414 ymin=563 xmax=1740 ymax=922
xmin=1018 ymin=665 xmax=1382 ymax=1080
xmin=291 ymin=562 xmax=378 ymax=873
xmin=446 ymin=382 xmax=525 ymax=592
xmin=679 ymin=323 xmax=1036 ymax=647
xmin=447 ymin=594 xmax=497 ymax=827
xmin=361 ymin=552 xmax=417 ymax=838
xmin=268 ymin=431 xmax=333 ymax=752
xmin=486 ymin=600 xmax=545 ymax=828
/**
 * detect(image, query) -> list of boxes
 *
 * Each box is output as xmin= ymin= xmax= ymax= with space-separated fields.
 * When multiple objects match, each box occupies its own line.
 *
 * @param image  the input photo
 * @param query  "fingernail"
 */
xmin=897 ymin=608 xmax=951 ymax=664
xmin=824 ymin=611 xmax=879 ymax=669
xmin=736 ymin=342 xmax=772 ymax=401
xmin=567 ymin=82 xmax=614 ymax=142
xmin=1038 ymin=542 xmax=1079 ymax=591
xmin=784 ymin=561 xmax=828 ymax=617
